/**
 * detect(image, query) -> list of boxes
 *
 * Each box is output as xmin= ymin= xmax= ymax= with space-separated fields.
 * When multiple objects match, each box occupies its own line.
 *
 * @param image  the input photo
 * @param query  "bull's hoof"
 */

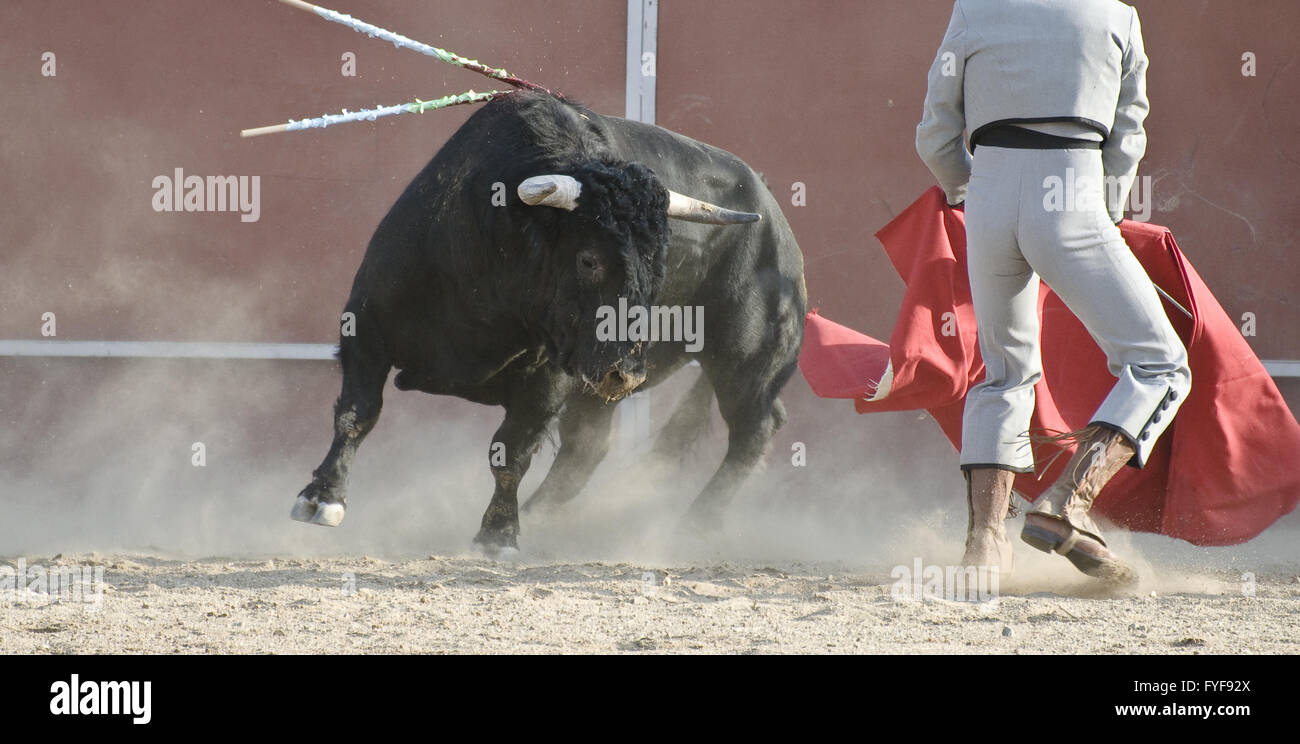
xmin=290 ymin=495 xmax=318 ymax=523
xmin=489 ymin=546 xmax=522 ymax=563
xmin=472 ymin=528 xmax=519 ymax=559
xmin=310 ymin=502 xmax=347 ymax=527
xmin=678 ymin=502 xmax=725 ymax=537
xmin=519 ymin=493 xmax=569 ymax=516
xmin=291 ymin=483 xmax=347 ymax=527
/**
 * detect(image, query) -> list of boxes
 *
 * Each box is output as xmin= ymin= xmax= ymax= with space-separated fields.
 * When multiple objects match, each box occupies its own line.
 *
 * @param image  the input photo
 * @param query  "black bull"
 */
xmin=290 ymin=91 xmax=807 ymax=551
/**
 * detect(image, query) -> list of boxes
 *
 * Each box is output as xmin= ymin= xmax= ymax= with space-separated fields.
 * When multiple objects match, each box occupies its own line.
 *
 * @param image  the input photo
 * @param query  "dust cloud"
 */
xmin=3 ymin=349 xmax=1296 ymax=599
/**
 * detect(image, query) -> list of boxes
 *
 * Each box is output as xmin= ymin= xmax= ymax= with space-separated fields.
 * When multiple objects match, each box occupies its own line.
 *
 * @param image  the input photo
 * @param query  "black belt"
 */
xmin=973 ymin=125 xmax=1102 ymax=151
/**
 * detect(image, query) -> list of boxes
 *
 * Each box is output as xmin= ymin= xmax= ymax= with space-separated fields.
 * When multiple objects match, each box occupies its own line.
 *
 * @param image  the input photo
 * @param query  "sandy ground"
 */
xmin=4 ymin=365 xmax=1298 ymax=655
xmin=4 ymin=549 xmax=1298 ymax=654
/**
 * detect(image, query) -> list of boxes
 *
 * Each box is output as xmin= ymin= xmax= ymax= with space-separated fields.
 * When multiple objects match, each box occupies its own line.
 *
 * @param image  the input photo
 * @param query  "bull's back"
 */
xmin=595 ymin=114 xmax=805 ymax=309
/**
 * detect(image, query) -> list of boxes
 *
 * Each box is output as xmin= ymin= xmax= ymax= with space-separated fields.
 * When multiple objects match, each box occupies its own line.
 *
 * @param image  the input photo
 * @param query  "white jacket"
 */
xmin=916 ymin=0 xmax=1149 ymax=221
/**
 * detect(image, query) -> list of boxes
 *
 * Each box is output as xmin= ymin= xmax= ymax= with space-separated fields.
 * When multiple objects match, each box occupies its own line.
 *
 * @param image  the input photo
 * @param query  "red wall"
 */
xmin=658 ymin=0 xmax=1299 ymax=361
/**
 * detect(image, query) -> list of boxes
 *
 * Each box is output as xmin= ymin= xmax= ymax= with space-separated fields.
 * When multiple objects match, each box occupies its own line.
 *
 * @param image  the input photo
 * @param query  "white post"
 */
xmin=617 ymin=0 xmax=659 ymax=454
xmin=624 ymin=0 xmax=658 ymax=125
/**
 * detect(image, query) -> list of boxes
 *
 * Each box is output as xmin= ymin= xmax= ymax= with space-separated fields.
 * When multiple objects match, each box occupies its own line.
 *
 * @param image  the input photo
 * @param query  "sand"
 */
xmin=5 ymin=547 xmax=1297 ymax=654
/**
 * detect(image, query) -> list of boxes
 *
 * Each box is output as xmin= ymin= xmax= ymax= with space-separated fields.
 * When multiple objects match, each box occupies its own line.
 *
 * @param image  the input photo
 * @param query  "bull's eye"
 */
xmin=577 ymin=250 xmax=604 ymax=284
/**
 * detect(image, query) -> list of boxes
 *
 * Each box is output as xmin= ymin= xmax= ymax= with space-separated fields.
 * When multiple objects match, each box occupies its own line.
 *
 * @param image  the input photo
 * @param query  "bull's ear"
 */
xmin=666 ymin=190 xmax=762 ymax=225
xmin=518 ymin=175 xmax=582 ymax=211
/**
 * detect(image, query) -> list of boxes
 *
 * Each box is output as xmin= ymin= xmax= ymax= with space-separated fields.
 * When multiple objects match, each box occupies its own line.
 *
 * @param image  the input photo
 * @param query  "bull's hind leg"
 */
xmin=650 ymin=372 xmax=715 ymax=459
xmin=681 ymin=359 xmax=797 ymax=531
xmin=291 ymin=328 xmax=390 ymax=527
xmin=519 ymin=395 xmax=616 ymax=514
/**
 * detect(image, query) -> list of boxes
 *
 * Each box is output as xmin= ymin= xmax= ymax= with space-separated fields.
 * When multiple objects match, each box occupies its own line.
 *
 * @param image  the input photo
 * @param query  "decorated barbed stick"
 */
xmin=276 ymin=0 xmax=550 ymax=93
xmin=240 ymin=89 xmax=508 ymax=138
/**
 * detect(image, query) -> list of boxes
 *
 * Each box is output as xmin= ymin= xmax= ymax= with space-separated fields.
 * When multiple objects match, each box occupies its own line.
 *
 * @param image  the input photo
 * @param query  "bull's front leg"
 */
xmin=473 ymin=378 xmax=569 ymax=555
xmin=291 ymin=331 xmax=390 ymax=527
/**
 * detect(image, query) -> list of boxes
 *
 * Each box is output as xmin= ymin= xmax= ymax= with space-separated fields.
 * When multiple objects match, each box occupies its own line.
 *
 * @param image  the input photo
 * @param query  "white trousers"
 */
xmin=960 ymin=146 xmax=1191 ymax=472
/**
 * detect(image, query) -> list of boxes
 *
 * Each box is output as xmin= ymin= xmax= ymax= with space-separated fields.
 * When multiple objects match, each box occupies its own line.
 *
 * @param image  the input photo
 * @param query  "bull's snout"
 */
xmin=593 ymin=363 xmax=646 ymax=401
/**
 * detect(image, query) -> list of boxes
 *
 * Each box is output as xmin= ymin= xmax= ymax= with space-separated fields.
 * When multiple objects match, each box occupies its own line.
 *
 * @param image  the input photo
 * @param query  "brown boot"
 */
xmin=962 ymin=467 xmax=1015 ymax=578
xmin=1022 ymin=425 xmax=1139 ymax=584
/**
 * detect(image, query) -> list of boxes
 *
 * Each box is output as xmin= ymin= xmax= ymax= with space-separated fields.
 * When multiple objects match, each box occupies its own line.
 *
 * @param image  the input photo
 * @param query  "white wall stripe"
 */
xmin=0 ymin=340 xmax=337 ymax=360
xmin=1 ymin=341 xmax=1296 ymax=379
xmin=1263 ymin=360 xmax=1300 ymax=378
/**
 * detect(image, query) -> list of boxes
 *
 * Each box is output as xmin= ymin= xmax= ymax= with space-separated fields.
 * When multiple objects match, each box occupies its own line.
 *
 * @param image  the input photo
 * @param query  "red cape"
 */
xmin=800 ymin=186 xmax=1300 ymax=546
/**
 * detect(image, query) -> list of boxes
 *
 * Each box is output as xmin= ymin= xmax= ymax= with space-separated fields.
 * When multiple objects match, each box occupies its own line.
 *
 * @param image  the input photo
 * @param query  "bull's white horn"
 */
xmin=517 ymin=175 xmax=582 ymax=211
xmin=666 ymin=190 xmax=762 ymax=225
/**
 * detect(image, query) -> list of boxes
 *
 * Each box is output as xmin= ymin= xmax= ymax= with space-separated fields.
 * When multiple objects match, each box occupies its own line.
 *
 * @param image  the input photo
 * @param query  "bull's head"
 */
xmin=517 ymin=161 xmax=759 ymax=401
